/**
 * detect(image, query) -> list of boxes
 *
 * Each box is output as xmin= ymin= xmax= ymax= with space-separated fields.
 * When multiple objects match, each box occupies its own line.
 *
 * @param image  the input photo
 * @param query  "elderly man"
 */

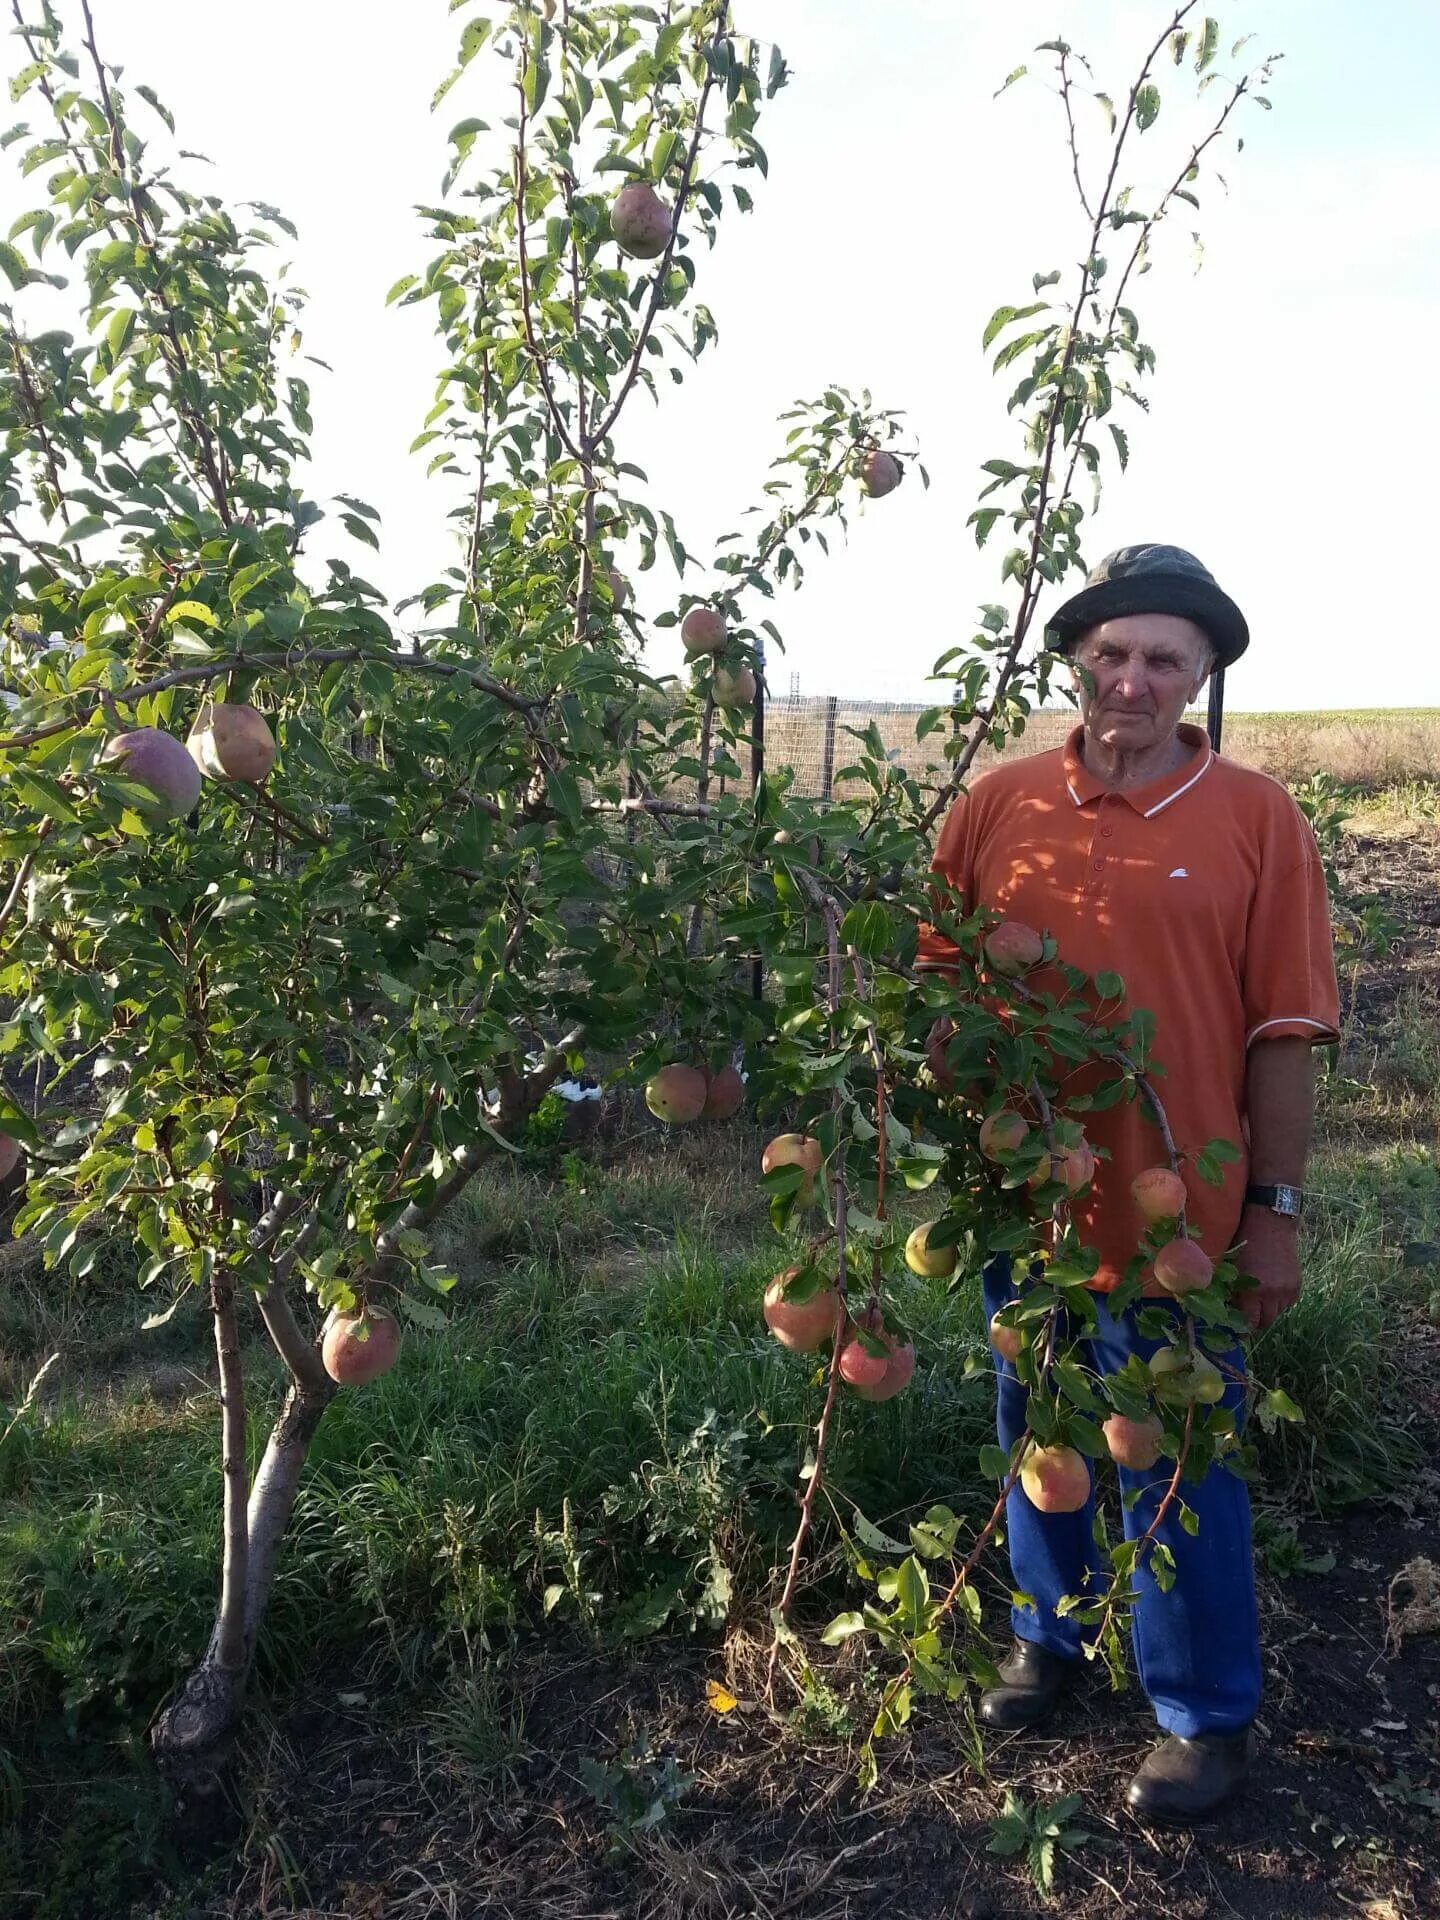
xmin=918 ymin=545 xmax=1340 ymax=1823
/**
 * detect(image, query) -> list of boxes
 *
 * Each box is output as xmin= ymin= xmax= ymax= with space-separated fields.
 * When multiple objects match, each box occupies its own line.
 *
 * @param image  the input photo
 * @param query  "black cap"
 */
xmin=1045 ymin=543 xmax=1249 ymax=666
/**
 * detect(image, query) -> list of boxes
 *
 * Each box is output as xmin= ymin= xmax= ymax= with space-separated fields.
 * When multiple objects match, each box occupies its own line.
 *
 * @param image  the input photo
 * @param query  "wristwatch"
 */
xmin=1245 ymin=1182 xmax=1304 ymax=1219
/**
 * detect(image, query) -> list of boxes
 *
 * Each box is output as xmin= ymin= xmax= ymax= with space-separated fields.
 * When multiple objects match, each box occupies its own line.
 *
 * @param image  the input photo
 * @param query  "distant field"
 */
xmin=761 ymin=700 xmax=1440 ymax=799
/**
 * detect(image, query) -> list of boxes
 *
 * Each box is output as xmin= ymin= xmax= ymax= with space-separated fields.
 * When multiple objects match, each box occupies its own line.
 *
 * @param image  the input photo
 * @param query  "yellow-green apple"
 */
xmin=905 ymin=1221 xmax=957 ymax=1278
xmin=761 ymin=1132 xmax=823 ymax=1202
xmin=988 ymin=1310 xmax=1025 ymax=1364
xmin=712 ymin=664 xmax=756 ymax=708
xmin=645 ymin=1063 xmax=708 ymax=1124
xmin=1020 ymin=1444 xmax=1090 ymax=1513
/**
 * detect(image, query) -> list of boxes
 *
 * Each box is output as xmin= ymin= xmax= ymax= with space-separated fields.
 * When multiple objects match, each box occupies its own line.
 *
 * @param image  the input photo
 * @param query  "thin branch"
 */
xmin=588 ymin=2 xmax=730 ymax=449
xmin=0 ymin=821 xmax=54 ymax=941
xmin=0 ymin=645 xmax=542 ymax=751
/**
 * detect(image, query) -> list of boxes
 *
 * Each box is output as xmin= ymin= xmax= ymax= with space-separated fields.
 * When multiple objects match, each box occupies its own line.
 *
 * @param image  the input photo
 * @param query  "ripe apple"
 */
xmin=712 ymin=664 xmax=756 ymax=709
xmin=988 ymin=1310 xmax=1025 ymax=1364
xmin=984 ymin=920 xmax=1044 ymax=975
xmin=322 ymin=1307 xmax=403 ymax=1387
xmin=904 ymin=1221 xmax=957 ymax=1278
xmin=701 ymin=1064 xmax=744 ymax=1121
xmin=101 ymin=727 xmax=202 ymax=819
xmin=979 ymin=1111 xmax=1029 ymax=1160
xmin=761 ymin=1132 xmax=823 ymax=1203
xmin=847 ymin=1331 xmax=915 ymax=1402
xmin=1132 ymin=1166 xmax=1187 ymax=1223
xmin=1026 ymin=1152 xmax=1054 ymax=1190
xmin=187 ymin=701 xmax=277 ymax=784
xmin=0 ymin=1133 xmax=21 ymax=1182
xmin=1056 ymin=1141 xmax=1096 ymax=1195
xmin=1153 ymin=1236 xmax=1214 ymax=1296
xmin=763 ymin=1268 xmax=841 ymax=1352
xmin=860 ymin=448 xmax=903 ymax=498
xmin=645 ymin=1063 xmax=708 ymax=1124
xmin=1020 ymin=1444 xmax=1090 ymax=1514
xmin=611 ymin=181 xmax=671 ymax=258
xmin=681 ymin=606 xmax=727 ymax=656
xmin=838 ymin=1335 xmax=891 ymax=1393
xmin=1103 ymin=1412 xmax=1164 ymax=1471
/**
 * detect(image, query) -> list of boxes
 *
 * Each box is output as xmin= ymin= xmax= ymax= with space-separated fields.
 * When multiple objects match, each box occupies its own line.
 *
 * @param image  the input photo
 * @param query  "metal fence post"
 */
xmin=819 ymin=694 xmax=838 ymax=803
xmin=750 ymin=642 xmax=766 ymax=1002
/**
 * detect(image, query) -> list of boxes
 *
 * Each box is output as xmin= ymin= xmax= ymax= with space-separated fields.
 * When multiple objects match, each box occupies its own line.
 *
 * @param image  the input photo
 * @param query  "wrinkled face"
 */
xmin=1071 ymin=614 xmax=1213 ymax=756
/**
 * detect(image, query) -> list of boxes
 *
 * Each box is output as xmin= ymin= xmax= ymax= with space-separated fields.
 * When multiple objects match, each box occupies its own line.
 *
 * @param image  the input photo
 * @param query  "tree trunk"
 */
xmin=152 ymin=1370 xmax=334 ymax=1768
xmin=151 ymin=1270 xmax=252 ymax=1776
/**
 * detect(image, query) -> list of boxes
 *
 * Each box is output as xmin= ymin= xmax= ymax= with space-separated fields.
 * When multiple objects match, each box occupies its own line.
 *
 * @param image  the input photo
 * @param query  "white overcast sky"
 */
xmin=6 ymin=2 xmax=1438 ymax=711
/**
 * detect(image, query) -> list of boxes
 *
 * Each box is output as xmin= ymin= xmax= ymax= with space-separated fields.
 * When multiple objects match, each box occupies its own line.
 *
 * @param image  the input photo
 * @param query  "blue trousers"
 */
xmin=983 ymin=1258 xmax=1260 ymax=1738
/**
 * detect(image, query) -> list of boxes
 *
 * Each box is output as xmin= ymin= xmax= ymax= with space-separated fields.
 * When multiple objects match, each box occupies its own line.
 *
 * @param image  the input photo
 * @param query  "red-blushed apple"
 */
xmin=763 ymin=1268 xmax=841 ymax=1352
xmin=0 ymin=1133 xmax=21 ymax=1182
xmin=681 ymin=606 xmax=727 ymax=656
xmin=1020 ymin=1443 xmax=1090 ymax=1514
xmin=979 ymin=1111 xmax=1029 ymax=1160
xmin=988 ymin=1310 xmax=1025 ymax=1364
xmin=611 ymin=181 xmax=670 ymax=258
xmin=1103 ymin=1411 xmax=1164 ymax=1471
xmin=1056 ymin=1141 xmax=1096 ymax=1195
xmin=701 ymin=1064 xmax=744 ymax=1121
xmin=905 ymin=1221 xmax=956 ymax=1278
xmin=860 ymin=449 xmax=902 ymax=498
xmin=984 ymin=920 xmax=1044 ymax=975
xmin=101 ymin=727 xmax=202 ymax=819
xmin=761 ymin=1132 xmax=822 ymax=1203
xmin=321 ymin=1306 xmax=403 ymax=1387
xmin=711 ymin=664 xmax=756 ymax=709
xmin=1132 ymin=1165 xmax=1188 ymax=1222
xmin=645 ymin=1063 xmax=708 ymax=1124
xmin=846 ymin=1331 xmax=915 ymax=1402
xmin=838 ymin=1335 xmax=890 ymax=1393
xmin=1153 ymin=1236 xmax=1214 ymax=1296
xmin=187 ymin=701 xmax=277 ymax=784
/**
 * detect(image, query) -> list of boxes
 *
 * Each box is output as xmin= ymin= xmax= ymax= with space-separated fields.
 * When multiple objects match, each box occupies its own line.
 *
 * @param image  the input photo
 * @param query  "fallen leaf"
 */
xmin=706 ymin=1679 xmax=740 ymax=1714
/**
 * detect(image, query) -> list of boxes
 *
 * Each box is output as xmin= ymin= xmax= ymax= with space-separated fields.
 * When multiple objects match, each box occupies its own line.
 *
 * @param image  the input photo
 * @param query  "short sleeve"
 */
xmin=1242 ymin=795 xmax=1341 ymax=1048
xmin=916 ymin=787 xmax=976 ymax=976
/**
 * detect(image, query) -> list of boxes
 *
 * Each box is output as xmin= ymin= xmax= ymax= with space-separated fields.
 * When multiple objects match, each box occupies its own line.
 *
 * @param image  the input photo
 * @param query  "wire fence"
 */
xmin=759 ymin=693 xmax=1079 ymax=801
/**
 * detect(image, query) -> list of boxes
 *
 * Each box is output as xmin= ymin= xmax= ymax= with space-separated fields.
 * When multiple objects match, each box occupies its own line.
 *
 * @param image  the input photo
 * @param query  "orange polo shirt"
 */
xmin=917 ymin=725 xmax=1341 ymax=1290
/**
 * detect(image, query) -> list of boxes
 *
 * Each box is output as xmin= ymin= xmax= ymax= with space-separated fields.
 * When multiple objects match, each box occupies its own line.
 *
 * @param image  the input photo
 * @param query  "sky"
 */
xmin=5 ymin=1 xmax=1438 ymax=712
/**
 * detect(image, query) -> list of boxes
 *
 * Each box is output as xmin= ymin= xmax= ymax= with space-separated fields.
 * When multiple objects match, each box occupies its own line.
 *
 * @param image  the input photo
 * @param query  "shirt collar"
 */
xmin=1062 ymin=723 xmax=1214 ymax=818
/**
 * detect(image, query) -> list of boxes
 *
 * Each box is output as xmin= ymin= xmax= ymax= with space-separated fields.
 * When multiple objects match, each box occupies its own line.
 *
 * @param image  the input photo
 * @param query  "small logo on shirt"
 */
xmin=1169 ymin=867 xmax=1190 ymax=879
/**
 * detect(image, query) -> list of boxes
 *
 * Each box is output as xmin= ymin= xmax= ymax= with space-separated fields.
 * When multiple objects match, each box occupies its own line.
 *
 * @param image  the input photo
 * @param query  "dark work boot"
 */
xmin=978 ymin=1638 xmax=1078 ymax=1731
xmin=1125 ymin=1729 xmax=1256 ymax=1824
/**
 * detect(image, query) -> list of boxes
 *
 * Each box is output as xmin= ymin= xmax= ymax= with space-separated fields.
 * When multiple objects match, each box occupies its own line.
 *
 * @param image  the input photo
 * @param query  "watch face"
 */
xmin=1274 ymin=1184 xmax=1303 ymax=1217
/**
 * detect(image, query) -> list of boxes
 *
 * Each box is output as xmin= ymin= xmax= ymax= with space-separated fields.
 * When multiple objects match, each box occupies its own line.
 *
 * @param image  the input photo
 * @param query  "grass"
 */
xmin=0 ymin=783 xmax=1436 ymax=1916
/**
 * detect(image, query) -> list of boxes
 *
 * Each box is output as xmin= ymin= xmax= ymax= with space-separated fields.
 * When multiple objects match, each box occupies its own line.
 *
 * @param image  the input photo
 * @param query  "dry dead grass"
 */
xmin=759 ymin=701 xmax=1440 ymax=800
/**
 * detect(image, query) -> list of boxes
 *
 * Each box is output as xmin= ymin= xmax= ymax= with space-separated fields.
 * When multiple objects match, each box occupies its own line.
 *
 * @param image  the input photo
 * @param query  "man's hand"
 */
xmin=1235 ymin=1204 xmax=1302 ymax=1333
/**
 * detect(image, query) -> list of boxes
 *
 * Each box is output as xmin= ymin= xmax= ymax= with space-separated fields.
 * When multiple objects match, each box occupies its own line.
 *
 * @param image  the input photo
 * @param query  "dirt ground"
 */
xmin=181 ymin=802 xmax=1440 ymax=1920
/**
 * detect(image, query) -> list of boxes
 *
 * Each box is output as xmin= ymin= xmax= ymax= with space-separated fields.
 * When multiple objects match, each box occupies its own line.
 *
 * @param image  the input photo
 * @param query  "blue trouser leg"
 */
xmin=982 ymin=1257 xmax=1261 ymax=1738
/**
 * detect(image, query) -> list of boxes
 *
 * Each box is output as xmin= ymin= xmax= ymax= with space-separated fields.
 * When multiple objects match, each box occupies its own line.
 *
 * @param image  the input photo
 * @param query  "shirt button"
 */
xmin=1102 ymin=827 xmax=1114 ymax=839
xmin=1093 ymin=860 xmax=1104 ymax=872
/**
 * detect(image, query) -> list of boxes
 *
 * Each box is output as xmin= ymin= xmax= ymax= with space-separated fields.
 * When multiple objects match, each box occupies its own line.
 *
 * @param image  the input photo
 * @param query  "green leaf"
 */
xmin=165 ymin=600 xmax=218 ymax=628
xmin=820 ymin=1610 xmax=867 ymax=1645
xmin=0 ymin=240 xmax=30 ymax=288
xmin=1134 ymin=83 xmax=1161 ymax=131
